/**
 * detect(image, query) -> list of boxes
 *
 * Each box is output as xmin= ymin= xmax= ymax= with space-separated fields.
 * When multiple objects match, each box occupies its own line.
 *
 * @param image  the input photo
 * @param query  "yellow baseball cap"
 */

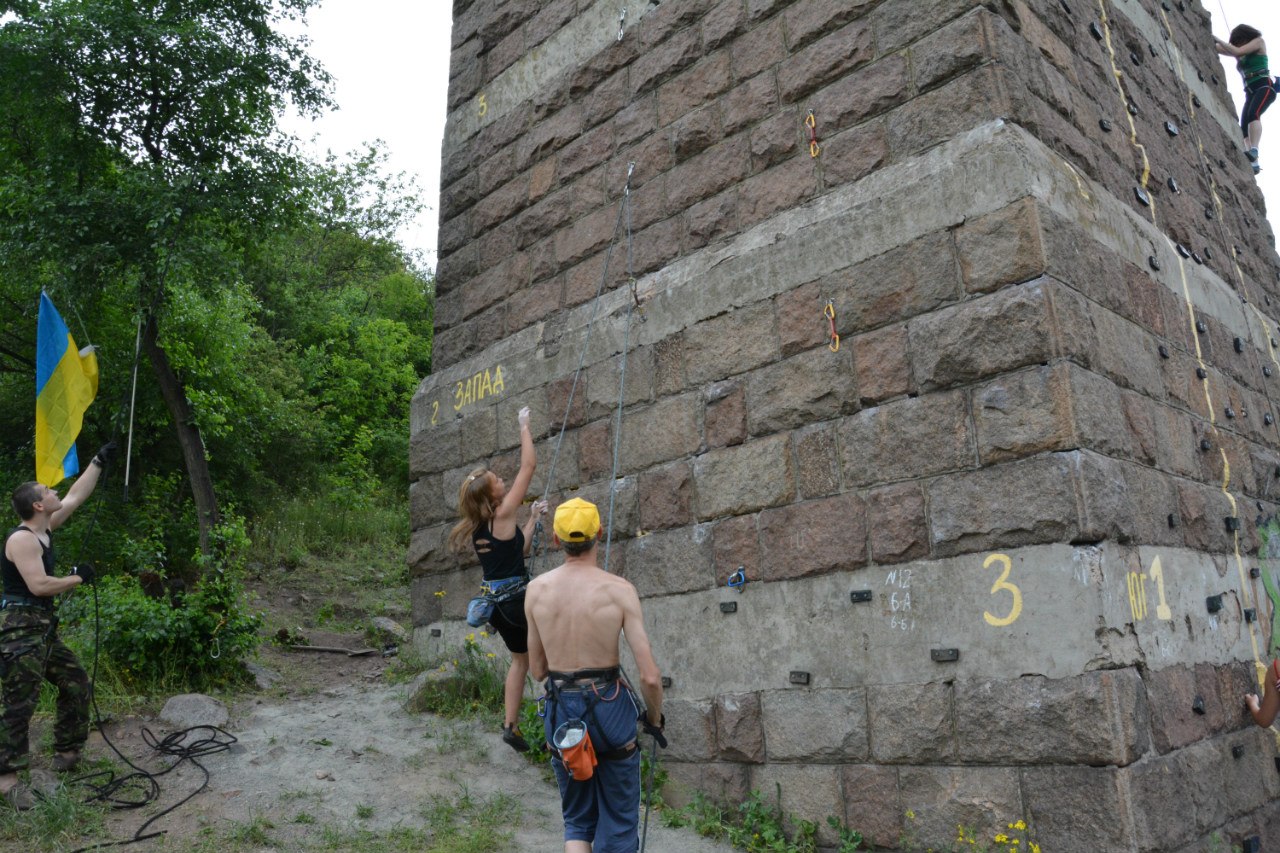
xmin=554 ymin=497 xmax=601 ymax=542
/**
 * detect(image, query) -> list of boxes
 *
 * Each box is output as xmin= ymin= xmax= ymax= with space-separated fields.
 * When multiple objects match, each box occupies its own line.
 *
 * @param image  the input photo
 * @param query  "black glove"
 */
xmin=639 ymin=711 xmax=667 ymax=748
xmin=71 ymin=563 xmax=96 ymax=586
xmin=92 ymin=441 xmax=118 ymax=468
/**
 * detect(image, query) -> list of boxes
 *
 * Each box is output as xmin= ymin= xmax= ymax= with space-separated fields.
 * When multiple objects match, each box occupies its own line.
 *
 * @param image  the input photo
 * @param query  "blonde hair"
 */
xmin=448 ymin=468 xmax=497 ymax=553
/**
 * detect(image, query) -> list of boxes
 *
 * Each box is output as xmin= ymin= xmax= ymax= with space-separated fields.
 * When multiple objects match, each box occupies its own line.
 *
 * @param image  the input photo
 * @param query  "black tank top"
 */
xmin=472 ymin=525 xmax=526 ymax=582
xmin=1 ymin=526 xmax=55 ymax=598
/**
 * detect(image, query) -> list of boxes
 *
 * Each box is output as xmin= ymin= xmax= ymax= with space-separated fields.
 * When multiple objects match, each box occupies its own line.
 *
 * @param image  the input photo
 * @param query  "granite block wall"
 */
xmin=412 ymin=1 xmax=1280 ymax=848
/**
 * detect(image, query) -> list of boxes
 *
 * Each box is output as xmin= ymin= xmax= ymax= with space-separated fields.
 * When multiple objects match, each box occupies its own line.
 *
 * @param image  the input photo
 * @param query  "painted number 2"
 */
xmin=983 ymin=553 xmax=1023 ymax=627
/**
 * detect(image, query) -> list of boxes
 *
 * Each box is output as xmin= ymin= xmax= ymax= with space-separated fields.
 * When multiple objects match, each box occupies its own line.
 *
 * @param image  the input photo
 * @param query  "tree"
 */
xmin=0 ymin=0 xmax=332 ymax=557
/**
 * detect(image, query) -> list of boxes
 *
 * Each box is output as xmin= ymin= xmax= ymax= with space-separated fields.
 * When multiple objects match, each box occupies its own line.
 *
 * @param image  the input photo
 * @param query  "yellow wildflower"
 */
xmin=434 ymin=590 xmax=446 ymax=598
xmin=466 ymin=632 xmax=475 ymax=643
xmin=1014 ymin=820 xmax=1027 ymax=831
xmin=906 ymin=810 xmax=916 ymax=820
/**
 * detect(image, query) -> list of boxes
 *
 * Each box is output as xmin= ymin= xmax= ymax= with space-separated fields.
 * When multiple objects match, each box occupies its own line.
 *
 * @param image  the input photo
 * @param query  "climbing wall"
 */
xmin=411 ymin=1 xmax=1280 ymax=849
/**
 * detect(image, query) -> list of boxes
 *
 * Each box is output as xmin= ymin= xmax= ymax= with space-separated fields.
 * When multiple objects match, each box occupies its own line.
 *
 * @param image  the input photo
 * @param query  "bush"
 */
xmin=60 ymin=565 xmax=260 ymax=691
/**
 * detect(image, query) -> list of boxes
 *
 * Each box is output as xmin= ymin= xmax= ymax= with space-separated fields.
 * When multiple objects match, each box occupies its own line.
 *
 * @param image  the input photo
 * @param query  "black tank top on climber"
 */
xmin=1 ymin=526 xmax=55 ymax=606
xmin=473 ymin=524 xmax=526 ymax=583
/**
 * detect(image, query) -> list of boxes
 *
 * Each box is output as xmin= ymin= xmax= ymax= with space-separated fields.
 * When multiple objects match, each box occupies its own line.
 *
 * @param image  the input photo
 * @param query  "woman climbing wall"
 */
xmin=1215 ymin=23 xmax=1276 ymax=175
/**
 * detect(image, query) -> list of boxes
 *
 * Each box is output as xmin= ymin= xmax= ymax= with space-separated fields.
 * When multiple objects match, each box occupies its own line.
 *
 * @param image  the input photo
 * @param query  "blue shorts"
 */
xmin=543 ymin=679 xmax=641 ymax=853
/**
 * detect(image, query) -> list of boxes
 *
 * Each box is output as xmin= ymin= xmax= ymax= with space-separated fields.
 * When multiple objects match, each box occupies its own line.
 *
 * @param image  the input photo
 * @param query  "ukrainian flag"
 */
xmin=35 ymin=292 xmax=98 ymax=486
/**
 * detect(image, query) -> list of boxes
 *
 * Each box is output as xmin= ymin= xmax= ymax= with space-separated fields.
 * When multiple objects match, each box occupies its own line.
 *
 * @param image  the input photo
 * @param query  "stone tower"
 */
xmin=410 ymin=1 xmax=1280 ymax=849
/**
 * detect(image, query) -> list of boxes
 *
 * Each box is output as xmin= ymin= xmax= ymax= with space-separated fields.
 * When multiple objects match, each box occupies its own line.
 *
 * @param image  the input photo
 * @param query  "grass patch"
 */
xmin=404 ymin=635 xmax=504 ymax=721
xmin=664 ymin=787 xmax=864 ymax=853
xmin=0 ymin=783 xmax=108 ymax=852
xmin=421 ymin=788 xmax=521 ymax=853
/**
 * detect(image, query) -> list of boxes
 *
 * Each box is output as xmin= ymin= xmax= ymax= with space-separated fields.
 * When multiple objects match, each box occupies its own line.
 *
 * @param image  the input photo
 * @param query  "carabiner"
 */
xmin=727 ymin=568 xmax=747 ymax=592
xmin=824 ymin=301 xmax=840 ymax=352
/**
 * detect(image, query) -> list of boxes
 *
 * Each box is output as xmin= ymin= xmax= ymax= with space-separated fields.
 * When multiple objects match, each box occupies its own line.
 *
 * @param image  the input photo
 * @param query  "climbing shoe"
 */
xmin=1247 ymin=146 xmax=1260 ymax=162
xmin=1253 ymin=160 xmax=1262 ymax=175
xmin=502 ymin=724 xmax=530 ymax=753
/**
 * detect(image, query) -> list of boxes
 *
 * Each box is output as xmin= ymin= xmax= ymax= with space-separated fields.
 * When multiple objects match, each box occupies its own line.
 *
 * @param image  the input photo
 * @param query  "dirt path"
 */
xmin=80 ymin=623 xmax=739 ymax=853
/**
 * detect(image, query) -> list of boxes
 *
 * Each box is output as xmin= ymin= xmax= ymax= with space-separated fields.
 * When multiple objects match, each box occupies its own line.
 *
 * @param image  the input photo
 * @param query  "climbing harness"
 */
xmin=806 ymin=110 xmax=821 ymax=158
xmin=824 ymin=300 xmax=839 ymax=352
xmin=465 ymin=574 xmax=529 ymax=627
xmin=542 ymin=668 xmax=639 ymax=781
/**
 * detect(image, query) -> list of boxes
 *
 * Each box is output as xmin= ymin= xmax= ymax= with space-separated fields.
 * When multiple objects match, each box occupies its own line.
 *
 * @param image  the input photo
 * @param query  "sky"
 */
xmin=281 ymin=1 xmax=1276 ymax=272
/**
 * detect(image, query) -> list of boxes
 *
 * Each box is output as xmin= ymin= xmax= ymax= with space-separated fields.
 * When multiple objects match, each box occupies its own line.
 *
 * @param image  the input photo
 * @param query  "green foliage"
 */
xmin=406 ymin=635 xmax=506 ymax=720
xmin=421 ymin=788 xmax=520 ymax=853
xmin=59 ymin=521 xmax=261 ymax=691
xmin=666 ymin=787 xmax=863 ymax=853
xmin=0 ymin=777 xmax=108 ymax=851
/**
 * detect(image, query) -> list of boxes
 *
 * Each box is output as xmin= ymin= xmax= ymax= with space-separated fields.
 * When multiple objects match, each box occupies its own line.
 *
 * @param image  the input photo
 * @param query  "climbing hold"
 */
xmin=1212 ymin=74 xmax=1219 ymax=86
xmin=1129 ymin=51 xmax=1140 ymax=66
xmin=661 ymin=676 xmax=672 ymax=687
xmin=1205 ymin=205 xmax=1215 ymax=220
xmin=719 ymin=601 xmax=738 ymax=614
xmin=1218 ymin=158 xmax=1227 ymax=169
xmin=1252 ymin=566 xmax=1263 ymax=579
xmin=1198 ymin=69 xmax=1205 ymax=82
xmin=1196 ymin=367 xmax=1207 ymax=379
xmin=1196 ymin=320 xmax=1207 ymax=334
xmin=1234 ymin=743 xmax=1247 ymax=758
xmin=1100 ymin=118 xmax=1113 ymax=132
xmin=1169 ymin=177 xmax=1181 ymax=193
xmin=789 ymin=670 xmax=811 ymax=685
xmin=1059 ymin=0 xmax=1072 ymax=14
xmin=1149 ymin=44 xmax=1158 ymax=58
xmin=1128 ymin=102 xmax=1139 ymax=117
xmin=1226 ymin=407 xmax=1236 ymax=419
xmin=1192 ymin=252 xmax=1203 ymax=265
xmin=1090 ymin=21 xmax=1103 ymax=40
xmin=1266 ymin=366 xmax=1274 ymax=377
xmin=1165 ymin=121 xmax=1179 ymax=136
xmin=1200 ymin=438 xmax=1212 ymax=452
xmin=1203 ymin=247 xmax=1213 ymax=260
xmin=1226 ymin=517 xmax=1241 ymax=533
xmin=430 ymin=627 xmax=442 ymax=637
xmin=1192 ymin=94 xmax=1202 ymax=108
xmin=1234 ymin=337 xmax=1245 ymax=353
xmin=1148 ymin=256 xmax=1161 ymax=271
xmin=1168 ymin=513 xmax=1179 ymax=528
xmin=849 ymin=590 xmax=873 ymax=603
xmin=1193 ymin=695 xmax=1207 ymax=713
xmin=1267 ymin=413 xmax=1275 ymax=426
xmin=1245 ymin=609 xmax=1257 ymax=624
xmin=1176 ymin=243 xmax=1190 ymax=258
xmin=1158 ymin=344 xmax=1170 ymax=359
xmin=930 ymin=648 xmax=960 ymax=663
xmin=1135 ymin=187 xmax=1150 ymax=206
xmin=1161 ymin=0 xmax=1170 ymax=9
xmin=1272 ymin=338 xmax=1277 ymax=349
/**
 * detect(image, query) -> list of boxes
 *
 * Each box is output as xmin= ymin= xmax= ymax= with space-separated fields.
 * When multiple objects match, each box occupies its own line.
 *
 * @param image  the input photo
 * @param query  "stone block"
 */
xmin=738 ymin=156 xmax=820 ymax=231
xmin=840 ymin=390 xmax=974 ymax=488
xmin=410 ymin=421 xmax=461 ymax=478
xmin=407 ymin=523 xmax=452 ymax=578
xmin=909 ymin=279 xmax=1056 ymax=393
xmin=695 ymin=434 xmax=795 ymax=520
xmin=913 ymin=9 xmax=993 ymax=92
xmin=703 ymin=0 xmax=749 ymax=51
xmin=664 ymin=697 xmax=717 ymax=763
xmin=972 ymin=365 xmax=1074 ymax=465
xmin=722 ymin=71 xmax=780 ymax=138
xmin=715 ymin=692 xmax=765 ymax=763
xmin=867 ymin=482 xmax=928 ymax=564
xmin=620 ymin=393 xmax=703 ymax=473
xmin=657 ymin=51 xmax=733 ymax=127
xmin=867 ymin=681 xmax=955 ymax=763
xmin=822 ymin=120 xmax=891 ymax=189
xmin=1145 ymin=663 xmax=1247 ymax=754
xmin=662 ymin=762 xmax=751 ymax=810
xmin=672 ymin=104 xmax=724 ymax=164
xmin=748 ymin=110 xmax=801 ymax=171
xmin=777 ymin=19 xmax=874 ymax=104
xmin=871 ymin=0 xmax=987 ymax=55
xmin=775 ymin=280 xmax=827 ymax=358
xmin=638 ymin=461 xmax=694 ymax=531
xmin=1023 ymin=766 xmax=1134 ymax=853
xmin=841 ymin=765 xmax=902 ymax=849
xmin=585 ymin=349 xmax=656 ymax=421
xmin=409 ymin=475 xmax=451 ymax=528
xmin=684 ymin=189 xmax=740 ymax=252
xmin=887 ymin=65 xmax=1008 ymax=157
xmin=835 ymin=231 xmax=962 ymax=337
xmin=852 ymin=322 xmax=912 ymax=405
xmin=928 ymin=453 xmax=1079 ymax=556
xmin=630 ymin=26 xmax=702 ymax=97
xmin=666 ymin=135 xmax=752 ymax=214
xmin=760 ymin=688 xmax=868 ymax=761
xmin=730 ymin=15 xmax=786 ymax=81
xmin=749 ymin=764 xmax=845 ymax=846
xmin=745 ymin=347 xmax=858 ymax=436
xmin=682 ymin=300 xmax=779 ymax=386
xmin=812 ymin=55 xmax=910 ymax=136
xmin=794 ymin=422 xmax=841 ymax=499
xmin=898 ymin=767 xmax=1022 ymax=852
xmin=624 ymin=523 xmax=715 ymax=597
xmin=758 ymin=492 xmax=868 ymax=581
xmin=956 ymin=670 xmax=1149 ymax=766
xmin=955 ymin=198 xmax=1046 ymax=295
xmin=712 ymin=512 xmax=759 ymax=587
xmin=705 ymin=380 xmax=747 ymax=449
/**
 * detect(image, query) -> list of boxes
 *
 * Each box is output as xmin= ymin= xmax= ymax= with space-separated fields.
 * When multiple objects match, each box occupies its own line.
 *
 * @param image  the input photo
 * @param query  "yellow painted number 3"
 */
xmin=477 ymin=93 xmax=488 ymax=118
xmin=983 ymin=553 xmax=1023 ymax=627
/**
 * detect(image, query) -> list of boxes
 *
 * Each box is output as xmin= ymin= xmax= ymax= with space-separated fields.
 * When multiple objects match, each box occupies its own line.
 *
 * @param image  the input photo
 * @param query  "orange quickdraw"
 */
xmin=806 ymin=110 xmax=820 ymax=158
xmin=824 ymin=301 xmax=839 ymax=352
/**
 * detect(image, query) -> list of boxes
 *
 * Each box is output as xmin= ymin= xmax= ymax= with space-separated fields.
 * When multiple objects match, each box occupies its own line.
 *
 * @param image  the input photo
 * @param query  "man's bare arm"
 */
xmin=51 ymin=461 xmax=102 ymax=530
xmin=5 ymin=532 xmax=81 ymax=597
xmin=619 ymin=583 xmax=662 ymax=725
xmin=525 ymin=585 xmax=549 ymax=681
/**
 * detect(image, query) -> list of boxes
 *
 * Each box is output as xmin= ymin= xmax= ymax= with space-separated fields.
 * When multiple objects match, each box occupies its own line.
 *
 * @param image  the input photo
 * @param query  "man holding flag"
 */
xmin=0 ymin=293 xmax=111 ymax=809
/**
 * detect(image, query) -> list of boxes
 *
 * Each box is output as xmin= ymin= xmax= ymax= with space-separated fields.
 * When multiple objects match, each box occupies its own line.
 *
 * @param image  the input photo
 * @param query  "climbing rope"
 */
xmin=532 ymin=162 xmax=639 ymax=573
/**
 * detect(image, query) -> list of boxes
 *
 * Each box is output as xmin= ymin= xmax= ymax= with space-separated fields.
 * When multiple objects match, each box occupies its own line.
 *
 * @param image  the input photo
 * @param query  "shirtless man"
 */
xmin=525 ymin=497 xmax=665 ymax=853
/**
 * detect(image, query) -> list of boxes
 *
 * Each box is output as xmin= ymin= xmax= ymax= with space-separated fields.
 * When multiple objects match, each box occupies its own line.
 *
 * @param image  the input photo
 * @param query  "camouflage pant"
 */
xmin=0 ymin=607 xmax=90 ymax=773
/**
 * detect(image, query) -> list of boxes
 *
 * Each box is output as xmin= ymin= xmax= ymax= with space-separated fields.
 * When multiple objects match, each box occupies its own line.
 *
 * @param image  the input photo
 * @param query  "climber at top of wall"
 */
xmin=1215 ymin=23 xmax=1276 ymax=175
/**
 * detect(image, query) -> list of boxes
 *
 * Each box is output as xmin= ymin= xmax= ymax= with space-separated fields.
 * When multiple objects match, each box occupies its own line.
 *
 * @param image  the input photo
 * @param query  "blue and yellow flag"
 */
xmin=35 ymin=292 xmax=98 ymax=486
